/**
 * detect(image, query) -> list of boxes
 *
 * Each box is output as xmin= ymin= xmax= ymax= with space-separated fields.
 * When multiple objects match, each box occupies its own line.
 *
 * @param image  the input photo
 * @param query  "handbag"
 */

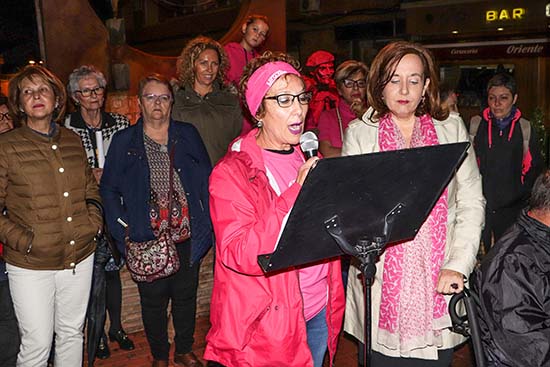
xmin=125 ymin=148 xmax=181 ymax=283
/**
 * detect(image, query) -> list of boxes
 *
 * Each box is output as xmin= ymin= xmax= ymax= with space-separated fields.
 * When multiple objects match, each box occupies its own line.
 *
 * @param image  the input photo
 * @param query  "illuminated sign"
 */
xmin=486 ymin=8 xmax=525 ymax=21
xmin=546 ymin=3 xmax=550 ymax=17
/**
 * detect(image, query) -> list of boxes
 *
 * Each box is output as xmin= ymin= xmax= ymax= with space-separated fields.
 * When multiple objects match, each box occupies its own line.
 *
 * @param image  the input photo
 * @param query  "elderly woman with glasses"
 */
xmin=66 ymin=65 xmax=130 ymax=181
xmin=64 ymin=65 xmax=133 ymax=359
xmin=317 ymin=60 xmax=368 ymax=158
xmin=100 ymin=74 xmax=212 ymax=367
xmin=204 ymin=52 xmax=345 ymax=367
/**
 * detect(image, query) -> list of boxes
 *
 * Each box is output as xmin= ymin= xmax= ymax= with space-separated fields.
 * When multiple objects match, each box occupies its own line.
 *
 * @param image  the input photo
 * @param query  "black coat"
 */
xmin=476 ymin=211 xmax=550 ymax=366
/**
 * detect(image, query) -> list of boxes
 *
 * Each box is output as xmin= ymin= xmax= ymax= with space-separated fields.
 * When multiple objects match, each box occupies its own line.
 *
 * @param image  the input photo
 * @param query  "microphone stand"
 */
xmin=324 ymin=203 xmax=404 ymax=367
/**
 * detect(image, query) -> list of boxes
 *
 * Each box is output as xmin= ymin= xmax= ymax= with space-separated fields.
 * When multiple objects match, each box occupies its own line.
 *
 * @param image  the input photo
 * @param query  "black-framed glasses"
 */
xmin=264 ymin=91 xmax=313 ymax=108
xmin=343 ymin=79 xmax=367 ymax=89
xmin=0 ymin=112 xmax=10 ymax=121
xmin=141 ymin=94 xmax=172 ymax=104
xmin=76 ymin=86 xmax=105 ymax=97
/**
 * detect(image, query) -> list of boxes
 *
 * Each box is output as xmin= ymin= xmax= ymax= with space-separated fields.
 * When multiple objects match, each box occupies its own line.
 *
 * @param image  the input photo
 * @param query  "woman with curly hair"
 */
xmin=203 ymin=51 xmax=345 ymax=367
xmin=172 ymin=36 xmax=242 ymax=165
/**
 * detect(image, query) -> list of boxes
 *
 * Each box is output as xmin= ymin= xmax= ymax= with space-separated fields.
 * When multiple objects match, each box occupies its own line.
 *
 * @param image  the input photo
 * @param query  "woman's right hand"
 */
xmin=296 ymin=157 xmax=320 ymax=186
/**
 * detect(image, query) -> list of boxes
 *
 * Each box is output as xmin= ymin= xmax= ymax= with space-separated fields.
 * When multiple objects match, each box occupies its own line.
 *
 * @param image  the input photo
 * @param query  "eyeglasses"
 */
xmin=141 ymin=94 xmax=172 ymax=104
xmin=263 ymin=91 xmax=313 ymax=108
xmin=0 ymin=112 xmax=10 ymax=121
xmin=76 ymin=86 xmax=105 ymax=97
xmin=342 ymin=79 xmax=367 ymax=89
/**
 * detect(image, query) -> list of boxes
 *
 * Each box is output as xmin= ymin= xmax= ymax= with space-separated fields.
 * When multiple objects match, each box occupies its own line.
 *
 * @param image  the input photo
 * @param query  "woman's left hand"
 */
xmin=436 ymin=269 xmax=464 ymax=294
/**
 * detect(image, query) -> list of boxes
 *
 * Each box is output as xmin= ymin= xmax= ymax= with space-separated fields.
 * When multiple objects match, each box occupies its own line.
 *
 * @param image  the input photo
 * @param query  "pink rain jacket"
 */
xmin=204 ymin=129 xmax=345 ymax=366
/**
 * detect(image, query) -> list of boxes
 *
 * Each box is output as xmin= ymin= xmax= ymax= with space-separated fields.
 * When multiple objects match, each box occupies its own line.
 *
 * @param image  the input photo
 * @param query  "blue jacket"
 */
xmin=100 ymin=119 xmax=213 ymax=265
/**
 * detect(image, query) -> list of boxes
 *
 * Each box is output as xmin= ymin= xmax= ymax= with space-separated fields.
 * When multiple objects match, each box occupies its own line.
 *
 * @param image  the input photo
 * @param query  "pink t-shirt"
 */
xmin=224 ymin=42 xmax=257 ymax=87
xmin=317 ymin=101 xmax=356 ymax=149
xmin=262 ymin=148 xmax=329 ymax=321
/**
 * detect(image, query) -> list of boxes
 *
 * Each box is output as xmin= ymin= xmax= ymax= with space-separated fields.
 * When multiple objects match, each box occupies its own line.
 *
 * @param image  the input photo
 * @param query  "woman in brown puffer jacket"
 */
xmin=0 ymin=65 xmax=102 ymax=367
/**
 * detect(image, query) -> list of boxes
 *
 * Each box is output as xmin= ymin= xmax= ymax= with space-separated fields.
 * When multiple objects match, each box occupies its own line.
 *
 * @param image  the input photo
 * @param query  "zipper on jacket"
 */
xmin=24 ymin=242 xmax=32 ymax=262
xmin=199 ymin=199 xmax=204 ymax=211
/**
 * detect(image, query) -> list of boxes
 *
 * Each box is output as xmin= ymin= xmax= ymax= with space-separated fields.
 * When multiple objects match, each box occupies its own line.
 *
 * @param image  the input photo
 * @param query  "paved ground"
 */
xmin=87 ymin=316 xmax=475 ymax=367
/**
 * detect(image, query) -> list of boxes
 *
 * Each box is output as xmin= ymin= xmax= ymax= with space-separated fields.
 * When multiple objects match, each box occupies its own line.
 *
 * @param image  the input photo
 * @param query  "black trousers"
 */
xmin=105 ymin=269 xmax=123 ymax=334
xmin=0 ymin=279 xmax=20 ymax=367
xmin=482 ymin=204 xmax=522 ymax=254
xmin=137 ymin=242 xmax=199 ymax=361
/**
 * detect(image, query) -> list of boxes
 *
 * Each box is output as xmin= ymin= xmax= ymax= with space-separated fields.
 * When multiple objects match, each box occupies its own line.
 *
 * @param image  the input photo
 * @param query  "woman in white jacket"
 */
xmin=342 ymin=41 xmax=485 ymax=366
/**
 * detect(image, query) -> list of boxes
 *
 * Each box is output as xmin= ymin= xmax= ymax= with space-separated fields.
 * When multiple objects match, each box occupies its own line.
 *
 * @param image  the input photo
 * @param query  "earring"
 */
xmin=257 ymin=120 xmax=263 ymax=128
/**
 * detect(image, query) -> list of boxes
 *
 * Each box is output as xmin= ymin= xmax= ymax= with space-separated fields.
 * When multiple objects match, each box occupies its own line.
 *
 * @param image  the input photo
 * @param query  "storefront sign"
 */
xmin=426 ymin=39 xmax=549 ymax=60
xmin=486 ymin=8 xmax=525 ymax=21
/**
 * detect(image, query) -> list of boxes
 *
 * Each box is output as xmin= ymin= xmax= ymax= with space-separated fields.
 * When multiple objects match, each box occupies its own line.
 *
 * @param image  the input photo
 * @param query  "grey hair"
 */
xmin=67 ymin=65 xmax=107 ymax=100
xmin=530 ymin=170 xmax=550 ymax=212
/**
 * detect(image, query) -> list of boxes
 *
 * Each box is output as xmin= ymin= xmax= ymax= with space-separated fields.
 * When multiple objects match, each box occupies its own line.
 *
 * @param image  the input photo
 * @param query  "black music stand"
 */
xmin=258 ymin=142 xmax=470 ymax=366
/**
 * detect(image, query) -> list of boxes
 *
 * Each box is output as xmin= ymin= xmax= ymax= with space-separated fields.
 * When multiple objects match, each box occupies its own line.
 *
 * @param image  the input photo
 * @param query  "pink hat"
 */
xmin=306 ymin=50 xmax=334 ymax=67
xmin=245 ymin=61 xmax=300 ymax=117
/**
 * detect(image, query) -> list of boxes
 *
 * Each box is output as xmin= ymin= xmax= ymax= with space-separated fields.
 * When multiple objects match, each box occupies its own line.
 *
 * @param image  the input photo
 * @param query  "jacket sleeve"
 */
xmin=209 ymin=159 xmax=301 ymax=275
xmin=0 ymin=143 xmax=34 ymax=253
xmin=231 ymin=97 xmax=243 ymax=139
xmin=100 ymin=133 xmax=127 ymax=254
xmin=481 ymin=253 xmax=550 ymax=366
xmin=342 ymin=121 xmax=365 ymax=156
xmin=523 ymin=122 xmax=544 ymax=197
xmin=441 ymin=117 xmax=485 ymax=277
xmin=84 ymin=158 xmax=102 ymax=232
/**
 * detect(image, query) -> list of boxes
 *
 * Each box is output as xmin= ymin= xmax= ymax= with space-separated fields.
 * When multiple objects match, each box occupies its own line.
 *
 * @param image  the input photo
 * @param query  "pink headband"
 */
xmin=245 ymin=61 xmax=301 ymax=117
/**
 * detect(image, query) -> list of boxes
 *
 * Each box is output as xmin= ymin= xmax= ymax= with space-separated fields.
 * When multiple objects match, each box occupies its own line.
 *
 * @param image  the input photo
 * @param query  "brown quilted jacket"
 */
xmin=0 ymin=124 xmax=102 ymax=270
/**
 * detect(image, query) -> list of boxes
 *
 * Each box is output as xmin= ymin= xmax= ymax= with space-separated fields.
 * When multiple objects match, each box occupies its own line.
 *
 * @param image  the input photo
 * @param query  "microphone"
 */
xmin=300 ymin=131 xmax=319 ymax=159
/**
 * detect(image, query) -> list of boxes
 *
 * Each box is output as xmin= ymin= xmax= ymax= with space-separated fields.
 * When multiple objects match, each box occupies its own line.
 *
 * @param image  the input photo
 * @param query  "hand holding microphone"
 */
xmin=297 ymin=131 xmax=319 ymax=185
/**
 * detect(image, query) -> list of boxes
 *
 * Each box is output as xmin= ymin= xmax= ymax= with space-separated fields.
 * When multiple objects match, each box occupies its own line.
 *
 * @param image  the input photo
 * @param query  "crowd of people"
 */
xmin=0 ymin=12 xmax=547 ymax=367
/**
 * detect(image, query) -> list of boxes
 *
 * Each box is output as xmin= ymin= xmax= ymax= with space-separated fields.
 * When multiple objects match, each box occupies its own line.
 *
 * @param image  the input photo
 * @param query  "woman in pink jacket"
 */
xmin=204 ymin=52 xmax=345 ymax=367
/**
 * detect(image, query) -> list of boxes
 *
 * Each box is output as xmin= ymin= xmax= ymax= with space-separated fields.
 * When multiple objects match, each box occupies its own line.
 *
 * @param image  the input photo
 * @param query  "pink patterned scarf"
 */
xmin=377 ymin=113 xmax=450 ymax=355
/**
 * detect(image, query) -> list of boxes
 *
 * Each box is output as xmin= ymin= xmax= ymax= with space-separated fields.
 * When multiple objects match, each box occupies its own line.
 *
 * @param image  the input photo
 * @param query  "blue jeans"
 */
xmin=306 ymin=307 xmax=328 ymax=367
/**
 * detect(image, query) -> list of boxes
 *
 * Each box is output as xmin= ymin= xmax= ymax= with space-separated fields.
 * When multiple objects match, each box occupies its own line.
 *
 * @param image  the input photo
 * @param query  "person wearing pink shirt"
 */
xmin=318 ymin=60 xmax=368 ymax=158
xmin=205 ymin=52 xmax=345 ymax=367
xmin=224 ymin=14 xmax=269 ymax=88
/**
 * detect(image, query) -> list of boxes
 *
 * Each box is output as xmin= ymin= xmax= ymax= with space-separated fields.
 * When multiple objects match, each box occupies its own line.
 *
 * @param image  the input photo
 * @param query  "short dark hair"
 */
xmin=487 ymin=73 xmax=517 ymax=96
xmin=529 ymin=170 xmax=550 ymax=212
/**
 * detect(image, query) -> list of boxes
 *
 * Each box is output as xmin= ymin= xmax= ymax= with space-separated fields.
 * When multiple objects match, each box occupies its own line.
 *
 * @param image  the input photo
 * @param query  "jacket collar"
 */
xmin=517 ymin=210 xmax=550 ymax=249
xmin=129 ymin=118 xmax=180 ymax=154
xmin=20 ymin=122 xmax=61 ymax=142
xmin=360 ymin=106 xmax=450 ymax=128
xmin=68 ymin=110 xmax=116 ymax=129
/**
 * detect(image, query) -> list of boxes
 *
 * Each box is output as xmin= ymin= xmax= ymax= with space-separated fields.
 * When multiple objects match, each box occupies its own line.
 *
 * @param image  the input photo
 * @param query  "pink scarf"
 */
xmin=377 ymin=113 xmax=450 ymax=354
